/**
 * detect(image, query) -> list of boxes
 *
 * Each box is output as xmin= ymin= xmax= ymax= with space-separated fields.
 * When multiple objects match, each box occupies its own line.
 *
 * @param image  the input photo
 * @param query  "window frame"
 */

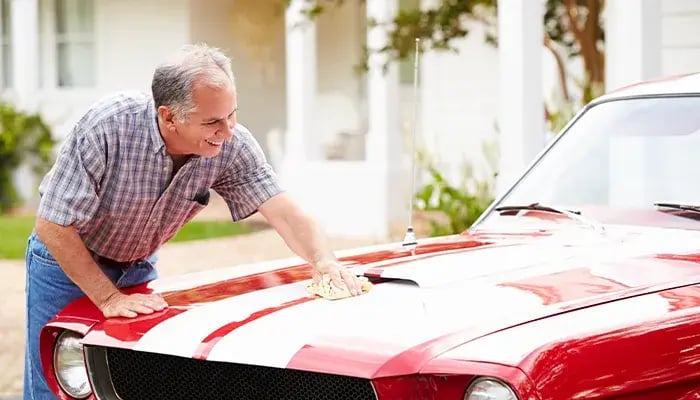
xmin=39 ymin=0 xmax=97 ymax=90
xmin=0 ymin=0 xmax=12 ymax=91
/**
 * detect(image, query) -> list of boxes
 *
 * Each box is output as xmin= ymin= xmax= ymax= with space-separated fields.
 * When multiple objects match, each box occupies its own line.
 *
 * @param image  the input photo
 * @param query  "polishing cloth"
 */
xmin=306 ymin=275 xmax=373 ymax=300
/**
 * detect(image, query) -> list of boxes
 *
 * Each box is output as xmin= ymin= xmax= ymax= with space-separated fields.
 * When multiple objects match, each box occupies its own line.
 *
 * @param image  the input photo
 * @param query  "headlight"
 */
xmin=53 ymin=330 xmax=91 ymax=398
xmin=465 ymin=377 xmax=518 ymax=400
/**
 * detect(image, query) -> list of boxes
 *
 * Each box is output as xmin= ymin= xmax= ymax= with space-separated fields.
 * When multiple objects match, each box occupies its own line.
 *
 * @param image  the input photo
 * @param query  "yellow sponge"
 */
xmin=306 ymin=275 xmax=374 ymax=300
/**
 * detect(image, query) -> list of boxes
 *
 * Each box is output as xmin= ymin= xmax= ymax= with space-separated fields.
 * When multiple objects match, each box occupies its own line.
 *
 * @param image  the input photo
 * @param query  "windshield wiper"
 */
xmin=654 ymin=202 xmax=700 ymax=213
xmin=494 ymin=202 xmax=605 ymax=233
xmin=653 ymin=202 xmax=700 ymax=223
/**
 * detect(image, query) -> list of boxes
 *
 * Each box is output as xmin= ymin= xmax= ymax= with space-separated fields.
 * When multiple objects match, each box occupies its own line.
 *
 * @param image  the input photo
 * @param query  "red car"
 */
xmin=42 ymin=74 xmax=700 ymax=400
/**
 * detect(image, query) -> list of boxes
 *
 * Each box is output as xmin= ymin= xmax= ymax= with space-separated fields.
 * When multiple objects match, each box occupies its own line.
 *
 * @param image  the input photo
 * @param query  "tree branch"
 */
xmin=544 ymin=32 xmax=570 ymax=102
xmin=583 ymin=0 xmax=604 ymax=84
xmin=565 ymin=0 xmax=603 ymax=97
xmin=564 ymin=0 xmax=584 ymax=41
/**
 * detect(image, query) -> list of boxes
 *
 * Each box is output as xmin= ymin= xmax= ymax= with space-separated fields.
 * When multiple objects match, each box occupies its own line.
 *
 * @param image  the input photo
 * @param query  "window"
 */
xmin=55 ymin=0 xmax=95 ymax=87
xmin=1 ymin=0 xmax=11 ymax=89
xmin=487 ymin=95 xmax=700 ymax=230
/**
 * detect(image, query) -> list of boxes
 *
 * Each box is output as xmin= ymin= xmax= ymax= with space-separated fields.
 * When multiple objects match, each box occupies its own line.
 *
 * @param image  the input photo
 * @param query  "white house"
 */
xmin=1 ymin=0 xmax=699 ymax=239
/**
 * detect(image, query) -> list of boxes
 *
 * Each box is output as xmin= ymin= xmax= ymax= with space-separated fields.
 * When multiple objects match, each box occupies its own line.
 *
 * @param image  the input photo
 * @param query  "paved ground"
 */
xmin=0 ymin=193 xmax=421 ymax=395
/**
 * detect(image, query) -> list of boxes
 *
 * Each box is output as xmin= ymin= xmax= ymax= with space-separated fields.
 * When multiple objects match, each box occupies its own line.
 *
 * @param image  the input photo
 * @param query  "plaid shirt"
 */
xmin=38 ymin=91 xmax=283 ymax=262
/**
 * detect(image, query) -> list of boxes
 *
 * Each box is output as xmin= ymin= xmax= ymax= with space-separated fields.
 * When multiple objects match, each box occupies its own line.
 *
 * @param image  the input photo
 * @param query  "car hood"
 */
xmin=73 ymin=224 xmax=700 ymax=378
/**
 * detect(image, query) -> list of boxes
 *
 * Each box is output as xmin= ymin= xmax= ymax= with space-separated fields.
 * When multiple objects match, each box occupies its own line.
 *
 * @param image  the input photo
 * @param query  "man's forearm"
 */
xmin=258 ymin=193 xmax=362 ymax=294
xmin=35 ymin=218 xmax=120 ymax=308
xmin=271 ymin=207 xmax=336 ymax=266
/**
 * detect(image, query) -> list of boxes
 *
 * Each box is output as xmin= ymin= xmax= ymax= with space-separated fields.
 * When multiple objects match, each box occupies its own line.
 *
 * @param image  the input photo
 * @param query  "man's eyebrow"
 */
xmin=202 ymin=108 xmax=238 ymax=123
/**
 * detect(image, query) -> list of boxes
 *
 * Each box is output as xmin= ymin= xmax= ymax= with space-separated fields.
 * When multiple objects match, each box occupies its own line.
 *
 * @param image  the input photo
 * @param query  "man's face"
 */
xmin=162 ymin=79 xmax=237 ymax=158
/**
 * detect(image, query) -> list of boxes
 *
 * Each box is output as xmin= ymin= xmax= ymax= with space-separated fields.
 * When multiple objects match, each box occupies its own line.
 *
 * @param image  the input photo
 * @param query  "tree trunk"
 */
xmin=544 ymin=32 xmax=571 ymax=102
xmin=565 ymin=0 xmax=605 ymax=100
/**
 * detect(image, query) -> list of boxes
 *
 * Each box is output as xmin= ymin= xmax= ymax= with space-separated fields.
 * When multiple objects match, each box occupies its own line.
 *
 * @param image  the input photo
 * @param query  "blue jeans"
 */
xmin=23 ymin=232 xmax=158 ymax=400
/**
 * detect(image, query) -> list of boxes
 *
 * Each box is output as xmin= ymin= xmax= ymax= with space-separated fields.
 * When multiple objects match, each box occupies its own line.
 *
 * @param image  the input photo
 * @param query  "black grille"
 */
xmin=105 ymin=347 xmax=377 ymax=400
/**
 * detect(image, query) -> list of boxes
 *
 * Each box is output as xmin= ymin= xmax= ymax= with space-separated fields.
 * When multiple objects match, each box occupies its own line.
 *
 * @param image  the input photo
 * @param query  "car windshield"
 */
xmin=480 ymin=95 xmax=700 ymax=230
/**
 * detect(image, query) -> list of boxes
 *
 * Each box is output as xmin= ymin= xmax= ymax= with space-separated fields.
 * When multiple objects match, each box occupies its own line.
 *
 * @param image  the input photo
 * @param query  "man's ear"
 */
xmin=157 ymin=106 xmax=177 ymax=129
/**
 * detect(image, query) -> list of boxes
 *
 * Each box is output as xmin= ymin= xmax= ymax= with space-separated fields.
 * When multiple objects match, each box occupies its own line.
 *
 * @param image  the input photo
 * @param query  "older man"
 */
xmin=24 ymin=43 xmax=362 ymax=399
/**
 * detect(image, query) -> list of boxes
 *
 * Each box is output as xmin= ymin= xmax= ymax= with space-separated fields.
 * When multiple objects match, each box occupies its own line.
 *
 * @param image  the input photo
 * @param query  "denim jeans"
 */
xmin=23 ymin=232 xmax=158 ymax=400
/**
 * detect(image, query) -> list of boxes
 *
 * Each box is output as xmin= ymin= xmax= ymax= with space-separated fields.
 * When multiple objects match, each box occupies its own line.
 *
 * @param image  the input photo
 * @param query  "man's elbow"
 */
xmin=34 ymin=217 xmax=51 ymax=238
xmin=34 ymin=217 xmax=71 ymax=243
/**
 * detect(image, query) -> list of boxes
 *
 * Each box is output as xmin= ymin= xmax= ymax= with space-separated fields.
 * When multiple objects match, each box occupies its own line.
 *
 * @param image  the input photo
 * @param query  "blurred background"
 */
xmin=2 ymin=0 xmax=700 ymax=396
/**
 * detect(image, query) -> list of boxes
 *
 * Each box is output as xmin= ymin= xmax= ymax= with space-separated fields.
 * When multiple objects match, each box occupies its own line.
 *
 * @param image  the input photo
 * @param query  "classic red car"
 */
xmin=42 ymin=74 xmax=700 ymax=400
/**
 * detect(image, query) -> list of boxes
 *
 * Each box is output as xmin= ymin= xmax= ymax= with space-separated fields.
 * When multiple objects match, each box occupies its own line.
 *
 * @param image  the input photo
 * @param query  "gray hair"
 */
xmin=152 ymin=43 xmax=236 ymax=122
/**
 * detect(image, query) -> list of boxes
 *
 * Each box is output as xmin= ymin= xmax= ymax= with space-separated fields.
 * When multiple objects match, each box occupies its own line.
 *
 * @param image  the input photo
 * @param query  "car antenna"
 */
xmin=402 ymin=37 xmax=421 ymax=250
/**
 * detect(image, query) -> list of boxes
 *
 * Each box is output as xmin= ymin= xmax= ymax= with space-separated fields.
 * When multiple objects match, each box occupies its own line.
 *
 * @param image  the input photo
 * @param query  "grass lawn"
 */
xmin=0 ymin=215 xmax=35 ymax=260
xmin=170 ymin=220 xmax=255 ymax=242
xmin=0 ymin=215 xmax=256 ymax=260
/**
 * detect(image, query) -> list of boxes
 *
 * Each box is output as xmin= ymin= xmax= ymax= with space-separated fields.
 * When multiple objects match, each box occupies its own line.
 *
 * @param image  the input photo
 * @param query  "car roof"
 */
xmin=597 ymin=72 xmax=700 ymax=103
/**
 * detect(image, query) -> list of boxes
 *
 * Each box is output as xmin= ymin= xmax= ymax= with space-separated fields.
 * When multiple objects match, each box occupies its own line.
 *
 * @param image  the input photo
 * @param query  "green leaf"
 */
xmin=0 ymin=102 xmax=55 ymax=213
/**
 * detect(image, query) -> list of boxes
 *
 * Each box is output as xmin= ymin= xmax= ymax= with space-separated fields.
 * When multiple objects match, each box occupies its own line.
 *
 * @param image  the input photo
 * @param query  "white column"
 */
xmin=285 ymin=0 xmax=318 ymax=162
xmin=605 ymin=0 xmax=661 ymax=92
xmin=496 ymin=0 xmax=545 ymax=196
xmin=365 ymin=0 xmax=403 ymax=238
xmin=10 ymin=0 xmax=40 ymax=112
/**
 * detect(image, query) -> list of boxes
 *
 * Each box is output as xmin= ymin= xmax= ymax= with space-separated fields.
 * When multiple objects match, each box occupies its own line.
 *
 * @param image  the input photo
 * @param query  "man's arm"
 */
xmin=211 ymin=125 xmax=360 ymax=295
xmin=258 ymin=193 xmax=362 ymax=296
xmin=35 ymin=218 xmax=168 ymax=318
xmin=35 ymin=121 xmax=166 ymax=318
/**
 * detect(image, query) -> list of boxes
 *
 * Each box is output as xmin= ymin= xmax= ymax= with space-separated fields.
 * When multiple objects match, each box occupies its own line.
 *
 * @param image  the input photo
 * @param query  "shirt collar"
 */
xmin=147 ymin=98 xmax=167 ymax=154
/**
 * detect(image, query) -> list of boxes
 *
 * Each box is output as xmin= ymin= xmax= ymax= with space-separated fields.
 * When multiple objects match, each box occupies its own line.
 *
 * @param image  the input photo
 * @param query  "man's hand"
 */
xmin=99 ymin=291 xmax=169 ymax=318
xmin=35 ymin=219 xmax=168 ymax=319
xmin=312 ymin=259 xmax=362 ymax=296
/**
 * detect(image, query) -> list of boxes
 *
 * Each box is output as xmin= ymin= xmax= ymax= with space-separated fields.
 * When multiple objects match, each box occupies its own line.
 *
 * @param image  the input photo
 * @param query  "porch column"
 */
xmin=10 ymin=0 xmax=40 ymax=111
xmin=284 ymin=0 xmax=319 ymax=162
xmin=365 ymin=0 xmax=403 ymax=238
xmin=495 ymin=0 xmax=545 ymax=196
xmin=605 ymin=0 xmax=662 ymax=92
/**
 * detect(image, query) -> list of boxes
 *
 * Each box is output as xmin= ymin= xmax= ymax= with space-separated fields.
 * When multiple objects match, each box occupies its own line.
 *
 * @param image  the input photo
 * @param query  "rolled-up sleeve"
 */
xmin=212 ymin=126 xmax=283 ymax=221
xmin=37 ymin=123 xmax=105 ymax=227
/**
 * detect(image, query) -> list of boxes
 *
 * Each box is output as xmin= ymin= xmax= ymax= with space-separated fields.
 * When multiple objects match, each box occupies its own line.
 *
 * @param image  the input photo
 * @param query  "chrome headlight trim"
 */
xmin=464 ymin=376 xmax=519 ymax=400
xmin=53 ymin=330 xmax=92 ymax=399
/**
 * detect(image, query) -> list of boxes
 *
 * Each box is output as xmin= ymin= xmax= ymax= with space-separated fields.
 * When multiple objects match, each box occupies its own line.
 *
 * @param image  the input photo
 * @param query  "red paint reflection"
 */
xmin=659 ymin=285 xmax=700 ymax=311
xmin=499 ymin=268 xmax=629 ymax=305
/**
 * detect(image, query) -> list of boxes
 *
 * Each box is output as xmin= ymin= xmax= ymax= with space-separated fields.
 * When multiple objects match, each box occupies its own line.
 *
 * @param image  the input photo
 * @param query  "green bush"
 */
xmin=415 ymin=164 xmax=494 ymax=236
xmin=0 ymin=103 xmax=55 ymax=213
xmin=414 ymin=143 xmax=497 ymax=236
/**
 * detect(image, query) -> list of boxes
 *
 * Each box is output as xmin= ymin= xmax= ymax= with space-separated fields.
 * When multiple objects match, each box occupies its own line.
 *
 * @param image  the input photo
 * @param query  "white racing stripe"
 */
xmin=131 ymin=281 xmax=310 ymax=357
xmin=204 ymin=282 xmax=546 ymax=368
xmin=205 ymin=282 xmax=433 ymax=368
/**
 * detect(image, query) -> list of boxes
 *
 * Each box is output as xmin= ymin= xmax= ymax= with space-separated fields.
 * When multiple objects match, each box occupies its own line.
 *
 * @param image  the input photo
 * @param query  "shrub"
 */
xmin=414 ymin=143 xmax=497 ymax=236
xmin=0 ymin=103 xmax=55 ymax=213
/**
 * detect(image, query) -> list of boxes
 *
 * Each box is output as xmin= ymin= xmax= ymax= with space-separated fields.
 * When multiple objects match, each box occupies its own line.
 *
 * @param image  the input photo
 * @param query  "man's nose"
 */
xmin=218 ymin=120 xmax=234 ymax=137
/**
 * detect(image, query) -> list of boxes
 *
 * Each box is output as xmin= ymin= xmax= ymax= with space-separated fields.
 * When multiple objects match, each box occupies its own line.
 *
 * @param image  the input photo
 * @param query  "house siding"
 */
xmin=662 ymin=0 xmax=700 ymax=76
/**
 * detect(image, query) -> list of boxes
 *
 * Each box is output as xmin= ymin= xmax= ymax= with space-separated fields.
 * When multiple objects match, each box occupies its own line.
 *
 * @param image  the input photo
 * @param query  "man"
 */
xmin=24 ymin=43 xmax=362 ymax=399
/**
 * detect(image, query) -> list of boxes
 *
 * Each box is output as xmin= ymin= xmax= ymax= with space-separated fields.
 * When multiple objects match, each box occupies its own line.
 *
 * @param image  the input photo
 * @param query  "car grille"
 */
xmin=100 ymin=347 xmax=378 ymax=400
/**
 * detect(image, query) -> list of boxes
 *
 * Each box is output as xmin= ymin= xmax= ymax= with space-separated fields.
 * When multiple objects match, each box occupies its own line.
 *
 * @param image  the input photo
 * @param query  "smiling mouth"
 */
xmin=205 ymin=139 xmax=223 ymax=146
